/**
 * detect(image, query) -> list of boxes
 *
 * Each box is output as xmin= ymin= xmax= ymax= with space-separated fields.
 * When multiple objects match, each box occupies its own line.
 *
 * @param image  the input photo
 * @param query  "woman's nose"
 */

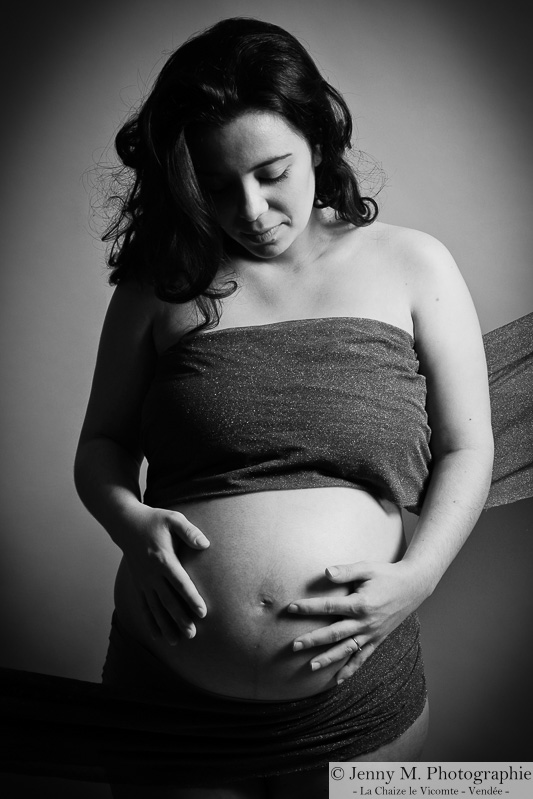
xmin=238 ymin=183 xmax=269 ymax=221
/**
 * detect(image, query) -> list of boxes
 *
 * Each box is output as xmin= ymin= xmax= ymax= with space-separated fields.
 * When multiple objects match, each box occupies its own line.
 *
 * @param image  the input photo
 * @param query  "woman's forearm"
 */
xmin=402 ymin=444 xmax=494 ymax=596
xmin=74 ymin=437 xmax=146 ymax=552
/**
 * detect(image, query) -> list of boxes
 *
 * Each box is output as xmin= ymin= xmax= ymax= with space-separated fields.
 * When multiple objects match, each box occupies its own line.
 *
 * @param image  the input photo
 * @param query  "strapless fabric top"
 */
xmin=141 ymin=317 xmax=432 ymax=513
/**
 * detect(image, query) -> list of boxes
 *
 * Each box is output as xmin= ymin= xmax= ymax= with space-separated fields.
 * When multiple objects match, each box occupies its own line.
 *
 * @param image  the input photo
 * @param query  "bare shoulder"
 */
xmin=345 ymin=221 xmax=492 ymax=452
xmin=105 ymin=280 xmax=160 ymax=332
xmin=367 ymin=222 xmax=466 ymax=310
xmin=80 ymin=281 xmax=199 ymax=447
xmin=359 ymin=221 xmax=485 ymax=357
xmin=366 ymin=222 xmax=456 ymax=276
xmin=105 ymin=280 xmax=198 ymax=353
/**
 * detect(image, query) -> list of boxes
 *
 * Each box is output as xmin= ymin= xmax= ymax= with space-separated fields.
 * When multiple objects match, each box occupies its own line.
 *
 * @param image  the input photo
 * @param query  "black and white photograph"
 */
xmin=1 ymin=1 xmax=532 ymax=797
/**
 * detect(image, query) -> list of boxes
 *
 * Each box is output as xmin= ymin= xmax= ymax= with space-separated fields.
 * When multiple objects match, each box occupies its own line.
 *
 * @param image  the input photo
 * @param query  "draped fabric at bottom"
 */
xmin=0 ymin=615 xmax=426 ymax=786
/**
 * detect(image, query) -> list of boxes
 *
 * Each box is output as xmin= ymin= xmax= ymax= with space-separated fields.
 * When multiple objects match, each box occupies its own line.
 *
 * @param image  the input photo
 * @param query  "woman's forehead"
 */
xmin=189 ymin=111 xmax=309 ymax=174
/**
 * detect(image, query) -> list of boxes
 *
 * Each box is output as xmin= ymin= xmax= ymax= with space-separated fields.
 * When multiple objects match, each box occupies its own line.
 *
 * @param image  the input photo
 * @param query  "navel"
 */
xmin=257 ymin=593 xmax=275 ymax=610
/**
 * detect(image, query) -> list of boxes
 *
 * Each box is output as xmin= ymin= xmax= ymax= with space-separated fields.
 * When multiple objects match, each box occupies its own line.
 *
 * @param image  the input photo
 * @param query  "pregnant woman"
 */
xmin=73 ymin=16 xmax=495 ymax=798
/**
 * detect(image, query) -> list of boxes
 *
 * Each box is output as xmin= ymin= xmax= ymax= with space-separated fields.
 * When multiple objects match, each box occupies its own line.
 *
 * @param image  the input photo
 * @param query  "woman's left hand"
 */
xmin=288 ymin=559 xmax=431 ymax=683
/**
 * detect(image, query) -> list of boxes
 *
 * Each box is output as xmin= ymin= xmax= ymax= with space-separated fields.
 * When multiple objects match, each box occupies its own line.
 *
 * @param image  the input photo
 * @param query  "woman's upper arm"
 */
xmin=78 ymin=281 xmax=159 ymax=459
xmin=405 ymin=231 xmax=494 ymax=458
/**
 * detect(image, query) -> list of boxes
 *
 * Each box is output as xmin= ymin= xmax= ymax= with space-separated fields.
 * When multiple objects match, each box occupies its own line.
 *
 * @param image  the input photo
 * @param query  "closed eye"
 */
xmin=261 ymin=168 xmax=290 ymax=184
xmin=202 ymin=168 xmax=290 ymax=195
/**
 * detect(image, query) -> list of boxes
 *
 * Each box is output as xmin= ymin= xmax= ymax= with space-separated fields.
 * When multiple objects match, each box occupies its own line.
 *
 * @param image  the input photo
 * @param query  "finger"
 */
xmin=336 ymin=641 xmax=376 ymax=683
xmin=169 ymin=512 xmax=210 ymax=549
xmin=292 ymin=620 xmax=360 ymax=651
xmin=307 ymin=635 xmax=368 ymax=672
xmin=157 ymin=583 xmax=198 ymax=640
xmin=287 ymin=597 xmax=358 ymax=616
xmin=143 ymin=592 xmax=180 ymax=644
xmin=147 ymin=590 xmax=196 ymax=644
xmin=325 ymin=562 xmax=374 ymax=583
xmin=165 ymin=560 xmax=208 ymax=618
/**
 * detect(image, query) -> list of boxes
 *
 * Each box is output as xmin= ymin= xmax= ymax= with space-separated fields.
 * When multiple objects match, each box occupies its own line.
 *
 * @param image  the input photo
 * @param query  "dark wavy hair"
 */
xmin=103 ymin=17 xmax=379 ymax=328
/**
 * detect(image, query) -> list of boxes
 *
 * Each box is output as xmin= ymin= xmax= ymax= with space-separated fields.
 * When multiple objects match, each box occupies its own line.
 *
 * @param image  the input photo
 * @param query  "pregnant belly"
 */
xmin=114 ymin=487 xmax=405 ymax=700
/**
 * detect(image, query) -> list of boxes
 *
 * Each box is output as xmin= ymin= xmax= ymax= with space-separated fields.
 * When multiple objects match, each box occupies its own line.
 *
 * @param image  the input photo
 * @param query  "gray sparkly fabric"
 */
xmin=484 ymin=312 xmax=533 ymax=508
xmin=142 ymin=317 xmax=432 ymax=513
xmin=0 ymin=612 xmax=426 ymax=786
xmin=98 ymin=611 xmax=425 ymax=785
xmin=142 ymin=313 xmax=533 ymax=515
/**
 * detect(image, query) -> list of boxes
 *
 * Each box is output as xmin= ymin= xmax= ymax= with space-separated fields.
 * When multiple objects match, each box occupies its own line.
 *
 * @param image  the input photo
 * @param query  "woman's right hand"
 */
xmin=118 ymin=504 xmax=210 ymax=645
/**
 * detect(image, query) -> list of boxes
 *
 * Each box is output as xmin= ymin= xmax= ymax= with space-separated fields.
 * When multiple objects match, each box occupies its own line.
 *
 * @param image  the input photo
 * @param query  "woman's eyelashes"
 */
xmin=262 ymin=168 xmax=290 ymax=184
xmin=203 ymin=168 xmax=291 ymax=195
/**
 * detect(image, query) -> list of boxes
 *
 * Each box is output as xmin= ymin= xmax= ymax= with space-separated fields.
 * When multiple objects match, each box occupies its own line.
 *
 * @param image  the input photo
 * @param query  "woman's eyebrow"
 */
xmin=252 ymin=153 xmax=292 ymax=169
xmin=198 ymin=153 xmax=292 ymax=177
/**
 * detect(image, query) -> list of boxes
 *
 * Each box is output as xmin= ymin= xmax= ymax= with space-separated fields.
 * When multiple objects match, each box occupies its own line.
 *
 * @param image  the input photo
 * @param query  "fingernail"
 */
xmin=311 ymin=661 xmax=321 ymax=671
xmin=185 ymin=626 xmax=196 ymax=639
xmin=196 ymin=605 xmax=207 ymax=618
xmin=288 ymin=603 xmax=298 ymax=613
xmin=195 ymin=535 xmax=210 ymax=548
xmin=326 ymin=566 xmax=339 ymax=579
xmin=337 ymin=678 xmax=345 ymax=685
xmin=293 ymin=641 xmax=303 ymax=651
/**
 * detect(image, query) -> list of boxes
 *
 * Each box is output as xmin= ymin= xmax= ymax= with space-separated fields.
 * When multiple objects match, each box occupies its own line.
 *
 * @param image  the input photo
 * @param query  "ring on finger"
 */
xmin=350 ymin=636 xmax=363 ymax=653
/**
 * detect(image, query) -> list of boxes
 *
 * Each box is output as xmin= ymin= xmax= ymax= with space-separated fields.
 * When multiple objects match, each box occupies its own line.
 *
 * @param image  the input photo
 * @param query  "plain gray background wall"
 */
xmin=1 ymin=0 xmax=532 ymax=791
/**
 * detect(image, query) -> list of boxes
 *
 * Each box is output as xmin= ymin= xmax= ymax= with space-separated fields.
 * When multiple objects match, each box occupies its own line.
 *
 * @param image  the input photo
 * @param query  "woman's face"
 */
xmin=190 ymin=111 xmax=320 ymax=259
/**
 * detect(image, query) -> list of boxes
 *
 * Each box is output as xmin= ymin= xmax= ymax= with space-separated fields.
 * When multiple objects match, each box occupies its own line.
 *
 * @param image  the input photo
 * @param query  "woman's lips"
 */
xmin=241 ymin=224 xmax=282 ymax=244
